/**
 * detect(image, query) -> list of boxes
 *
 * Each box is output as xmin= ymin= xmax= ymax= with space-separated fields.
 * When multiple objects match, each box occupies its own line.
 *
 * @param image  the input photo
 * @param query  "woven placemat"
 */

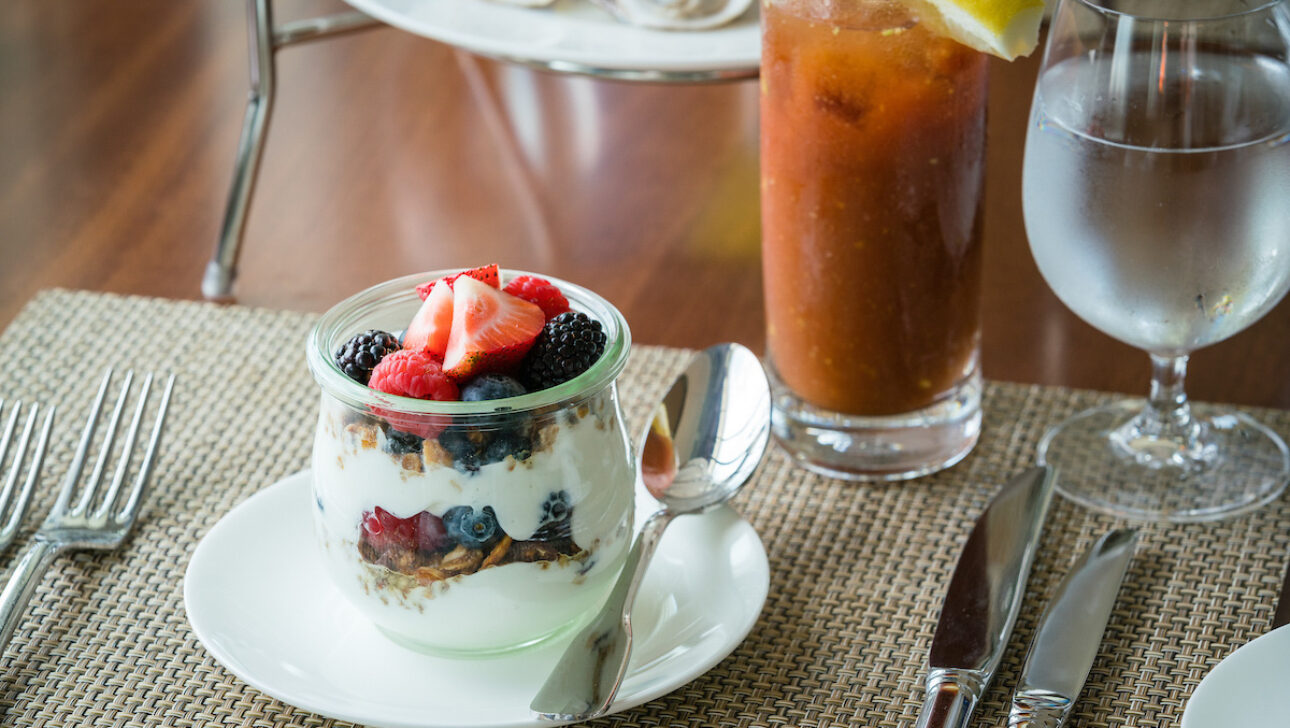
xmin=0 ymin=289 xmax=1286 ymax=727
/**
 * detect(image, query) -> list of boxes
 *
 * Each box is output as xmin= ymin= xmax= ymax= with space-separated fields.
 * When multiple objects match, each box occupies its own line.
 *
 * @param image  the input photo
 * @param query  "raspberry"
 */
xmin=368 ymin=350 xmax=459 ymax=439
xmin=362 ymin=507 xmax=417 ymax=552
xmin=415 ymin=511 xmax=450 ymax=553
xmin=521 ymin=312 xmax=607 ymax=390
xmin=369 ymin=350 xmax=460 ymax=401
xmin=503 ymin=276 xmax=571 ymax=320
xmin=362 ymin=508 xmax=449 ymax=556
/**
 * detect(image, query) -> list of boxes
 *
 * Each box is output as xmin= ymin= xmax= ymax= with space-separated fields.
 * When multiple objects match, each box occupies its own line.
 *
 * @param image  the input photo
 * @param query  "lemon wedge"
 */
xmin=903 ymin=0 xmax=1046 ymax=60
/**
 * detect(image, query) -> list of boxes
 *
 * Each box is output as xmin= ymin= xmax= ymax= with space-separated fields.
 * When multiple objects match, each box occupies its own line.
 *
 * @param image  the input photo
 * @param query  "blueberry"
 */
xmin=461 ymin=374 xmax=527 ymax=402
xmin=439 ymin=422 xmax=532 ymax=471
xmin=438 ymin=427 xmax=483 ymax=473
xmin=442 ymin=505 xmax=500 ymax=549
xmin=482 ymin=427 xmax=533 ymax=464
xmin=383 ymin=427 xmax=424 ymax=455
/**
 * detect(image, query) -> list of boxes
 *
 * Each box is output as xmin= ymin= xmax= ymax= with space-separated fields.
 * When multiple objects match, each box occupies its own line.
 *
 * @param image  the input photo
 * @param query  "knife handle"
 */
xmin=913 ymin=668 xmax=987 ymax=728
xmin=1007 ymin=689 xmax=1073 ymax=728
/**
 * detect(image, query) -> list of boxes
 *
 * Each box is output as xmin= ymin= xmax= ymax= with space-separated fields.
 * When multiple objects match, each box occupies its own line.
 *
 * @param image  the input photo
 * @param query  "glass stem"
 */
xmin=1110 ymin=353 xmax=1214 ymax=470
xmin=1144 ymin=353 xmax=1193 ymax=433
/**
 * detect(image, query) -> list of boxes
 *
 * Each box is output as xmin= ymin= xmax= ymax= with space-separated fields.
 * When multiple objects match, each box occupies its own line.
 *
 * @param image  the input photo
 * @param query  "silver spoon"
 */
xmin=530 ymin=343 xmax=771 ymax=722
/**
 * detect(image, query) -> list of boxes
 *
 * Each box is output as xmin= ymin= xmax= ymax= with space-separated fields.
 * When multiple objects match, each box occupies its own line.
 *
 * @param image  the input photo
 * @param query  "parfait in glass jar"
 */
xmin=306 ymin=266 xmax=635 ymax=656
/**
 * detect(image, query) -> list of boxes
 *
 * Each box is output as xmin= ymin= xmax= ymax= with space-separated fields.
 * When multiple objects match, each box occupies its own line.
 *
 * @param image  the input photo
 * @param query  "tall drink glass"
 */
xmin=761 ymin=0 xmax=988 ymax=480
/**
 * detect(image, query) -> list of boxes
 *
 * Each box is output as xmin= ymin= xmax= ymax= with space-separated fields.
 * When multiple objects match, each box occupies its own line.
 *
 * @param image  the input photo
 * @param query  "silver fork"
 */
xmin=0 ymin=369 xmax=175 ymax=653
xmin=0 ymin=399 xmax=55 ymax=551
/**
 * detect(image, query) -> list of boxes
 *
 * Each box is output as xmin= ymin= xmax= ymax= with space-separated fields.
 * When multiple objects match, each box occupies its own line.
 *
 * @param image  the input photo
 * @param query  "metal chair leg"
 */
xmin=203 ymin=0 xmax=380 ymax=301
xmin=203 ymin=0 xmax=275 ymax=302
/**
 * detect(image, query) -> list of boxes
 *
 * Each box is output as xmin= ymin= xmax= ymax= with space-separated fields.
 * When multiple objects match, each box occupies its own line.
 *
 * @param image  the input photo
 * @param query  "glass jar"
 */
xmin=306 ymin=271 xmax=635 ymax=656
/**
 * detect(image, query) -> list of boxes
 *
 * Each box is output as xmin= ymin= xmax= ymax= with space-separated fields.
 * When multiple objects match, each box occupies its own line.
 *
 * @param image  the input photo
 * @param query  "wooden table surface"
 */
xmin=2 ymin=0 xmax=1288 ymax=408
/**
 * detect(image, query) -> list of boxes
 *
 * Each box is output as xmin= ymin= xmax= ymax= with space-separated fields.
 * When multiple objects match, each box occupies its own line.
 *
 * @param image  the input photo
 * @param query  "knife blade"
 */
xmin=914 ymin=465 xmax=1055 ymax=728
xmin=1006 ymin=528 xmax=1138 ymax=728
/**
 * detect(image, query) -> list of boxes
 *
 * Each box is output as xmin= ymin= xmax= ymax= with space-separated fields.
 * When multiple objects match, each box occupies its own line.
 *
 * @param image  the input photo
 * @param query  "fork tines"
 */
xmin=0 ymin=399 xmax=54 ymax=549
xmin=53 ymin=369 xmax=176 ymax=527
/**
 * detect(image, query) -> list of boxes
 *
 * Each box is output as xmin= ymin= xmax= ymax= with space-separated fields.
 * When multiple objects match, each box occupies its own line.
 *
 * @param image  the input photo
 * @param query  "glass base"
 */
xmin=1038 ymin=400 xmax=1290 ymax=522
xmin=376 ymin=613 xmax=583 ymax=659
xmin=769 ymin=367 xmax=982 ymax=482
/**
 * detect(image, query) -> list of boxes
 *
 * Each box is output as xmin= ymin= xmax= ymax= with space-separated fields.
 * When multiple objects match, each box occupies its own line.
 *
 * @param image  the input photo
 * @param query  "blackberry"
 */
xmin=521 ymin=312 xmax=607 ymax=391
xmin=534 ymin=491 xmax=572 ymax=540
xmin=335 ymin=330 xmax=401 ymax=385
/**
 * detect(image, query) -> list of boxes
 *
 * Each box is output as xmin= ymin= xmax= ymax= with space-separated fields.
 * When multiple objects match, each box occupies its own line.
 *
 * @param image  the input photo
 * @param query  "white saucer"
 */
xmin=184 ymin=470 xmax=769 ymax=728
xmin=1181 ymin=624 xmax=1290 ymax=728
xmin=343 ymin=0 xmax=759 ymax=78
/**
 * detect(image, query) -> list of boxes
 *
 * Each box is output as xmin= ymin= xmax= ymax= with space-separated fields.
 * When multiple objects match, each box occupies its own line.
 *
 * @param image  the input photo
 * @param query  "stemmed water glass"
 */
xmin=1022 ymin=0 xmax=1290 ymax=521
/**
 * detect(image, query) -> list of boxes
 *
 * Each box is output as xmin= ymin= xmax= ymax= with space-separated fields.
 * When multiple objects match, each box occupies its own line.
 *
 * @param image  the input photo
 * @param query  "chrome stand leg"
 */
xmin=204 ymin=0 xmax=275 ymax=302
xmin=204 ymin=1 xmax=380 ymax=301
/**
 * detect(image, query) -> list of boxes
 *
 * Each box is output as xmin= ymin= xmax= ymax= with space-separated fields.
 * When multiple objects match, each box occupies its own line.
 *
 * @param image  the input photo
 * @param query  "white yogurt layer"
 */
xmin=311 ymin=394 xmax=635 ymax=654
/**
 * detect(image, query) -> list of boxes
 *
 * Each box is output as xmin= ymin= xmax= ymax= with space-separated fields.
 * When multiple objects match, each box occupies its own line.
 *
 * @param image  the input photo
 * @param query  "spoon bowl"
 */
xmin=641 ymin=343 xmax=770 ymax=511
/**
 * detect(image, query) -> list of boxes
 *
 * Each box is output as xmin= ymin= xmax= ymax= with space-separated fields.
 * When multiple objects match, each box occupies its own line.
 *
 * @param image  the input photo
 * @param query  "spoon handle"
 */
xmin=530 ymin=508 xmax=678 ymax=721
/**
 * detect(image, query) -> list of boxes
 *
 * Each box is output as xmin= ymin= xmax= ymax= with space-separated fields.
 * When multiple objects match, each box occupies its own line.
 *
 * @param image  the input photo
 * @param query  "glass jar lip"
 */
xmin=1070 ymin=0 xmax=1284 ymax=22
xmin=306 ymin=270 xmax=632 ymax=416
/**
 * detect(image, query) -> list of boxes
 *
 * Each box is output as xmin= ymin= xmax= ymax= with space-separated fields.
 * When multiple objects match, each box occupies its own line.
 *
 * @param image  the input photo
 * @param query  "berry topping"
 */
xmin=369 ymin=350 xmax=460 ymax=401
xmin=461 ymin=373 xmax=527 ymax=402
xmin=416 ymin=263 xmax=501 ymax=300
xmin=334 ymin=330 xmax=401 ymax=385
xmin=442 ymin=505 xmax=501 ymax=549
xmin=503 ymin=275 xmax=571 ymax=320
xmin=368 ymin=350 xmax=459 ymax=439
xmin=521 ymin=312 xmax=607 ymax=390
xmin=442 ymin=276 xmax=545 ymax=380
xmin=404 ymin=280 xmax=455 ymax=356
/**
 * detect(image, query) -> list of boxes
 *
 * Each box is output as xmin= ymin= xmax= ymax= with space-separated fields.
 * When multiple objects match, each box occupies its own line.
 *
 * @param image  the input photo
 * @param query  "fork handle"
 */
xmin=0 ymin=538 xmax=61 ymax=654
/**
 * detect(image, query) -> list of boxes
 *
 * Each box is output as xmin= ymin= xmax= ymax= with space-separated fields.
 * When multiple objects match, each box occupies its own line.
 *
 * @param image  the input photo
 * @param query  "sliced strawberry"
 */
xmin=416 ymin=263 xmax=501 ymax=300
xmin=405 ymin=280 xmax=454 ymax=355
xmin=443 ymin=276 xmax=545 ymax=380
xmin=449 ymin=263 xmax=500 ymax=289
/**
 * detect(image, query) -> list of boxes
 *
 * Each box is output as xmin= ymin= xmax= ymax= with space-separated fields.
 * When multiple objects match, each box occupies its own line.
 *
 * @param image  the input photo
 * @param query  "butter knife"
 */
xmin=914 ymin=465 xmax=1055 ymax=728
xmin=1007 ymin=528 xmax=1138 ymax=728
